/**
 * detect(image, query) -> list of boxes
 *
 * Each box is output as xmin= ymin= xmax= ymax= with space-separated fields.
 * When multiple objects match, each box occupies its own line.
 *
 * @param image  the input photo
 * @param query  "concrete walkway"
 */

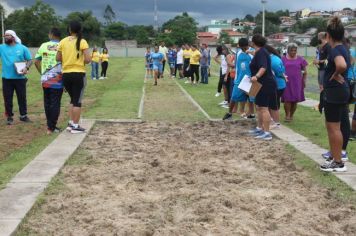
xmin=0 ymin=120 xmax=95 ymax=236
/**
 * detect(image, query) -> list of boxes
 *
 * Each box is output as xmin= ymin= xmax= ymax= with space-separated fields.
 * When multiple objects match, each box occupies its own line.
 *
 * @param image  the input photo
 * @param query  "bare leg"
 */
xmin=291 ymin=102 xmax=298 ymax=119
xmin=326 ymin=121 xmax=343 ymax=162
xmin=72 ymin=107 xmax=81 ymax=124
xmin=260 ymin=107 xmax=271 ymax=132
xmin=284 ymin=102 xmax=292 ymax=121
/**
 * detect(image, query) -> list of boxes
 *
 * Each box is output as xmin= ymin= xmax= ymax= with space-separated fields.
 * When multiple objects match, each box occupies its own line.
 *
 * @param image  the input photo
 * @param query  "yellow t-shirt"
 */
xmin=100 ymin=53 xmax=109 ymax=62
xmin=58 ymin=36 xmax=89 ymax=73
xmin=189 ymin=50 xmax=201 ymax=65
xmin=183 ymin=49 xmax=191 ymax=59
xmin=91 ymin=51 xmax=100 ymax=63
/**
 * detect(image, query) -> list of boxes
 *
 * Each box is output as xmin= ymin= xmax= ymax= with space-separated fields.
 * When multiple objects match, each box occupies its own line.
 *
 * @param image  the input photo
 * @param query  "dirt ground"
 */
xmin=20 ymin=121 xmax=356 ymax=236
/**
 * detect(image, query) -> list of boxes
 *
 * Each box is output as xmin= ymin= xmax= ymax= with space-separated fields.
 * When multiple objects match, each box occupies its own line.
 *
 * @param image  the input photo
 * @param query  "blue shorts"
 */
xmin=231 ymin=84 xmax=254 ymax=103
xmin=169 ymin=62 xmax=176 ymax=69
xmin=153 ymin=64 xmax=162 ymax=72
xmin=146 ymin=64 xmax=153 ymax=69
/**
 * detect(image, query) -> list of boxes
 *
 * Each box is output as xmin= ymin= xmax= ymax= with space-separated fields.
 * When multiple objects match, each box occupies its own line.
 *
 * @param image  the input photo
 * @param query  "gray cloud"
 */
xmin=3 ymin=0 xmax=356 ymax=26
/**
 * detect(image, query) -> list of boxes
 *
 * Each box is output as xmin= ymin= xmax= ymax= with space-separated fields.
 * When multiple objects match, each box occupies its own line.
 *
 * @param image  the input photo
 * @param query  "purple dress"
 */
xmin=281 ymin=56 xmax=308 ymax=103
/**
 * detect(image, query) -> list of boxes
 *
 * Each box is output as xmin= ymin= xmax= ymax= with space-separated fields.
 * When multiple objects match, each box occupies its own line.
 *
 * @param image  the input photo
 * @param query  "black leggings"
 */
xmin=101 ymin=61 xmax=108 ymax=77
xmin=218 ymin=69 xmax=224 ymax=93
xmin=341 ymin=106 xmax=350 ymax=150
xmin=190 ymin=64 xmax=200 ymax=82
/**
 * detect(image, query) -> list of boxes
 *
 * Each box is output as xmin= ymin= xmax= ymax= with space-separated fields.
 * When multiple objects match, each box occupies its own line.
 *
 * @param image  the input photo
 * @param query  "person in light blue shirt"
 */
xmin=265 ymin=45 xmax=286 ymax=129
xmin=0 ymin=30 xmax=32 ymax=125
xmin=151 ymin=46 xmax=164 ymax=86
xmin=223 ymin=38 xmax=254 ymax=120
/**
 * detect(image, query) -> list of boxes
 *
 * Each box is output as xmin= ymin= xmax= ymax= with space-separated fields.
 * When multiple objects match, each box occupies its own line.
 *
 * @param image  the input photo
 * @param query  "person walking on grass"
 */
xmin=223 ymin=38 xmax=254 ymax=120
xmin=320 ymin=17 xmax=350 ymax=172
xmin=91 ymin=47 xmax=100 ymax=80
xmin=35 ymin=28 xmax=63 ymax=134
xmin=167 ymin=45 xmax=177 ymax=78
xmin=0 ymin=30 xmax=32 ymax=125
xmin=159 ymin=41 xmax=168 ymax=78
xmin=189 ymin=45 xmax=201 ymax=85
xmin=248 ymin=34 xmax=278 ymax=141
xmin=144 ymin=47 xmax=153 ymax=82
xmin=183 ymin=44 xmax=192 ymax=83
xmin=151 ymin=46 xmax=164 ymax=86
xmin=281 ymin=43 xmax=308 ymax=122
xmin=56 ymin=21 xmax=91 ymax=134
xmin=100 ymin=48 xmax=109 ymax=79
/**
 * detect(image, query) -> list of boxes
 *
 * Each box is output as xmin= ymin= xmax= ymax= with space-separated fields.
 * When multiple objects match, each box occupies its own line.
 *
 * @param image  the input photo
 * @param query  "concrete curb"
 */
xmin=0 ymin=119 xmax=95 ymax=236
xmin=138 ymin=83 xmax=146 ymax=119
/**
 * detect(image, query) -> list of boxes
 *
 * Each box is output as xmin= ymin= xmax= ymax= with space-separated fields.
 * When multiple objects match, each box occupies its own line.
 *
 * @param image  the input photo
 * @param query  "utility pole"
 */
xmin=154 ymin=0 xmax=158 ymax=31
xmin=1 ymin=9 xmax=4 ymax=44
xmin=261 ymin=0 xmax=267 ymax=37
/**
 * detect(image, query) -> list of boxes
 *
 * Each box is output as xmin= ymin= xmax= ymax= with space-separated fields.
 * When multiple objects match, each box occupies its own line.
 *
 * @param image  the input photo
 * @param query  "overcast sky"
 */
xmin=2 ymin=0 xmax=356 ymax=26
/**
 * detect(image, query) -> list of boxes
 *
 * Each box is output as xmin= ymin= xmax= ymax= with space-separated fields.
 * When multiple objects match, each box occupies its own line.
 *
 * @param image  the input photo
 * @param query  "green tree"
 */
xmin=5 ymin=0 xmax=60 ymax=46
xmin=219 ymin=32 xmax=232 ymax=44
xmin=104 ymin=22 xmax=128 ymax=40
xmin=244 ymin=14 xmax=254 ymax=22
xmin=103 ymin=4 xmax=116 ymax=25
xmin=63 ymin=11 xmax=102 ymax=44
xmin=159 ymin=12 xmax=198 ymax=45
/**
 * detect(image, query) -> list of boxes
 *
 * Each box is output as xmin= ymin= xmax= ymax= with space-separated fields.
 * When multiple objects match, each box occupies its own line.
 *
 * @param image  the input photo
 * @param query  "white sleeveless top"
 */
xmin=221 ymin=55 xmax=228 ymax=75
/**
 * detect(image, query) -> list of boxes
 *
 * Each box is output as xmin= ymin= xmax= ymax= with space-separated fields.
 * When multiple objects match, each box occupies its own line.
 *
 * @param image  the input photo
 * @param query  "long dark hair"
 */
xmin=69 ymin=21 xmax=83 ymax=59
xmin=265 ymin=44 xmax=281 ymax=58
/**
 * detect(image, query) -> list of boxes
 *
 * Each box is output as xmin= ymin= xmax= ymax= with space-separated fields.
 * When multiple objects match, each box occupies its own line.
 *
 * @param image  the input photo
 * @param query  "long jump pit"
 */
xmin=18 ymin=121 xmax=356 ymax=235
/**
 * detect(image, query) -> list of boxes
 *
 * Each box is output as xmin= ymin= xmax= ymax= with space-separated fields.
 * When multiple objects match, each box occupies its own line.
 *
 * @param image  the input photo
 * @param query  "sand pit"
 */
xmin=20 ymin=122 xmax=356 ymax=235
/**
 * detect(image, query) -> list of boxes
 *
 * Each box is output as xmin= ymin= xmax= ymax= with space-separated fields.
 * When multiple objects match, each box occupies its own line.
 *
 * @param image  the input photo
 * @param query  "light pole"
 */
xmin=154 ymin=0 xmax=158 ymax=31
xmin=261 ymin=0 xmax=267 ymax=37
xmin=1 ymin=9 xmax=4 ymax=44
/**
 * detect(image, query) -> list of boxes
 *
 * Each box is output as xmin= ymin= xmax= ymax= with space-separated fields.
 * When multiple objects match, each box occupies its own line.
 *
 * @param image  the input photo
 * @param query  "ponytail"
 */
xmin=76 ymin=31 xmax=82 ymax=59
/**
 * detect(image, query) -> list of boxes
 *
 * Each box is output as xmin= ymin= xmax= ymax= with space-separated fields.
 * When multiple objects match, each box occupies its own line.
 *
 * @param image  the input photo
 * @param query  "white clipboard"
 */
xmin=14 ymin=62 xmax=27 ymax=74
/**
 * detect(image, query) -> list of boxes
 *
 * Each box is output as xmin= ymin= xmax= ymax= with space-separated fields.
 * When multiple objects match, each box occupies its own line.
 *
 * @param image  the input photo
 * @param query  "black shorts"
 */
xmin=63 ymin=72 xmax=86 ymax=107
xmin=324 ymin=102 xmax=348 ymax=122
xmin=176 ymin=64 xmax=183 ymax=70
xmin=255 ymin=90 xmax=278 ymax=110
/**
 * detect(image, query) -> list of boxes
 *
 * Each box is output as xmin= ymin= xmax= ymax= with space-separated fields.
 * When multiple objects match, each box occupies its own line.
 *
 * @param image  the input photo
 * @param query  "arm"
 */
xmin=214 ymin=54 xmax=221 ymax=64
xmin=34 ymin=59 xmax=41 ymax=73
xmin=226 ymin=55 xmax=234 ymax=68
xmin=56 ymin=51 xmax=62 ymax=62
xmin=83 ymin=48 xmax=91 ymax=64
xmin=330 ymin=55 xmax=347 ymax=84
xmin=251 ymin=68 xmax=266 ymax=82
xmin=302 ymin=66 xmax=307 ymax=88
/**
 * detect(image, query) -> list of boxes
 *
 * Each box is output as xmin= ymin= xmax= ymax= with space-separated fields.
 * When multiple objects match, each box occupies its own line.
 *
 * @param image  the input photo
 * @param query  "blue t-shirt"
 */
xmin=151 ymin=52 xmax=164 ymax=66
xmin=347 ymin=48 xmax=355 ymax=80
xmin=145 ymin=52 xmax=153 ymax=65
xmin=0 ymin=43 xmax=32 ymax=79
xmin=270 ymin=54 xmax=286 ymax=90
xmin=234 ymin=50 xmax=252 ymax=85
xmin=167 ymin=49 xmax=177 ymax=63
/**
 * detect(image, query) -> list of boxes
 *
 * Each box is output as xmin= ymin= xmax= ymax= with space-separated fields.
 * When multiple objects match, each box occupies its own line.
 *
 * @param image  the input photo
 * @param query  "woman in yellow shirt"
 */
xmin=100 ymin=48 xmax=109 ymax=79
xmin=91 ymin=47 xmax=100 ymax=80
xmin=189 ymin=45 xmax=201 ymax=85
xmin=56 ymin=21 xmax=91 ymax=134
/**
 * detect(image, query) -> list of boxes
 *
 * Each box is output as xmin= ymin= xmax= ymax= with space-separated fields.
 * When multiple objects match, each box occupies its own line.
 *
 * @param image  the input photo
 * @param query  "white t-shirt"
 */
xmin=176 ymin=49 xmax=183 ymax=64
xmin=221 ymin=55 xmax=228 ymax=75
xmin=159 ymin=46 xmax=168 ymax=60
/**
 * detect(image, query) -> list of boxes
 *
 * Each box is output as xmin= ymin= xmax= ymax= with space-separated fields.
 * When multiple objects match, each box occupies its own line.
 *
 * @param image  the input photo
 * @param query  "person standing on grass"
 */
xmin=320 ymin=17 xmax=350 ymax=172
xmin=183 ymin=44 xmax=192 ymax=83
xmin=175 ymin=45 xmax=184 ymax=79
xmin=189 ymin=45 xmax=201 ymax=85
xmin=223 ymin=38 xmax=254 ymax=120
xmin=214 ymin=46 xmax=230 ymax=108
xmin=200 ymin=43 xmax=209 ymax=84
xmin=90 ymin=47 xmax=100 ymax=80
xmin=265 ymin=45 xmax=286 ymax=130
xmin=144 ymin=47 xmax=153 ymax=82
xmin=56 ymin=21 xmax=91 ymax=134
xmin=100 ymin=48 xmax=109 ymax=79
xmin=248 ymin=34 xmax=277 ymax=141
xmin=347 ymin=38 xmax=356 ymax=141
xmin=159 ymin=41 xmax=168 ymax=78
xmin=313 ymin=32 xmax=330 ymax=91
xmin=281 ymin=43 xmax=308 ymax=122
xmin=0 ymin=30 xmax=32 ymax=125
xmin=35 ymin=28 xmax=63 ymax=134
xmin=167 ymin=45 xmax=177 ymax=78
xmin=151 ymin=46 xmax=164 ymax=86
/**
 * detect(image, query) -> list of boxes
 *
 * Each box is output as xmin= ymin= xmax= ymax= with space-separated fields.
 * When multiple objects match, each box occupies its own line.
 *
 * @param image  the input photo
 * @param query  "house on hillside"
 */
xmin=294 ymin=34 xmax=312 ymax=45
xmin=268 ymin=33 xmax=289 ymax=44
xmin=221 ymin=29 xmax=247 ymax=44
xmin=196 ymin=32 xmax=218 ymax=46
xmin=345 ymin=24 xmax=356 ymax=38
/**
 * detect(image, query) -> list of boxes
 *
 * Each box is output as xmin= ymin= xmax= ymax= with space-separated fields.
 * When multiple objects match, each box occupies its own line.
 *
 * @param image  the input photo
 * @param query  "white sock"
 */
xmin=69 ymin=120 xmax=74 ymax=125
xmin=72 ymin=123 xmax=79 ymax=129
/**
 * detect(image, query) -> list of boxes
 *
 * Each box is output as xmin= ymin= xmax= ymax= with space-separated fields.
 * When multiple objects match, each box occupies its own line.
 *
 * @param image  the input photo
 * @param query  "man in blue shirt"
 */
xmin=200 ymin=44 xmax=209 ymax=84
xmin=0 ymin=30 xmax=32 ymax=125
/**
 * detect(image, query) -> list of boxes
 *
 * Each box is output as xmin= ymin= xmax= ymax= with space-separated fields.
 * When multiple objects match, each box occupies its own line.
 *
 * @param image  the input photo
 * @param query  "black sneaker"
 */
xmin=247 ymin=114 xmax=256 ymax=119
xmin=19 ymin=116 xmax=31 ymax=123
xmin=70 ymin=126 xmax=86 ymax=134
xmin=320 ymin=160 xmax=347 ymax=172
xmin=66 ymin=123 xmax=74 ymax=131
xmin=222 ymin=113 xmax=233 ymax=120
xmin=6 ymin=116 xmax=14 ymax=125
xmin=53 ymin=127 xmax=61 ymax=133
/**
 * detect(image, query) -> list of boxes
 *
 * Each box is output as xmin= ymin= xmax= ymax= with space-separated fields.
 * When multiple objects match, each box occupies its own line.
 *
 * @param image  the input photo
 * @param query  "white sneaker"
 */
xmin=270 ymin=123 xmax=281 ymax=130
xmin=184 ymin=80 xmax=191 ymax=84
xmin=215 ymin=92 xmax=221 ymax=97
xmin=221 ymin=104 xmax=229 ymax=109
xmin=99 ymin=77 xmax=104 ymax=80
xmin=219 ymin=101 xmax=228 ymax=105
xmin=255 ymin=132 xmax=273 ymax=141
